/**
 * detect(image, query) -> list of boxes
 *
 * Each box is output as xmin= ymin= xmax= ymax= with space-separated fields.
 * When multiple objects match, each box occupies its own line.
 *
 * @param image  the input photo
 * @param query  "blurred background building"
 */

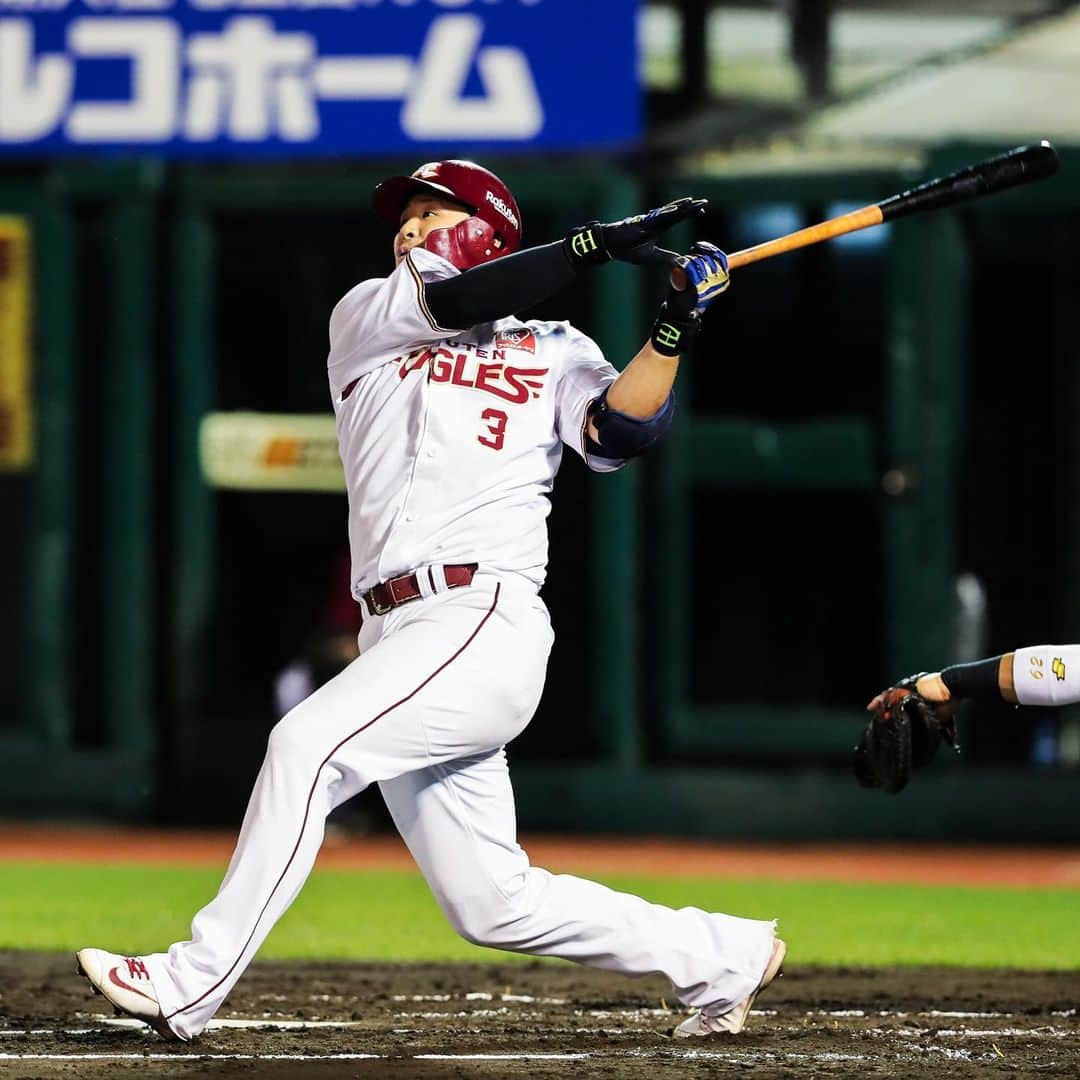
xmin=1 ymin=0 xmax=1079 ymax=838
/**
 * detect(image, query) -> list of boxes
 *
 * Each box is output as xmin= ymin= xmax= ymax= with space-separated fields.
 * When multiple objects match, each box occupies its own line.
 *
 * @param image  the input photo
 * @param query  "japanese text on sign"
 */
xmin=0 ymin=0 xmax=640 ymax=155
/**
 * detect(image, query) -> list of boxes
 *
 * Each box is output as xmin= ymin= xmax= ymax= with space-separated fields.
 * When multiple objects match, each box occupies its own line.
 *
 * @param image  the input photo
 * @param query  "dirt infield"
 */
xmin=1 ymin=951 xmax=1078 ymax=1078
xmin=5 ymin=825 xmax=1080 ymax=886
xmin=3 ymin=831 xmax=1079 ymax=1075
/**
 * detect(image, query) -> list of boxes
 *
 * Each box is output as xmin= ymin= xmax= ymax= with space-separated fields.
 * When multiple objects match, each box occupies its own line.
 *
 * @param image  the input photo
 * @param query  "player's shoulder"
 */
xmin=514 ymin=319 xmax=604 ymax=366
xmin=330 ymin=250 xmax=458 ymax=320
xmin=334 ymin=277 xmax=385 ymax=308
xmin=514 ymin=318 xmax=591 ymax=342
xmin=329 ymin=277 xmax=385 ymax=334
xmin=518 ymin=317 xmax=570 ymax=334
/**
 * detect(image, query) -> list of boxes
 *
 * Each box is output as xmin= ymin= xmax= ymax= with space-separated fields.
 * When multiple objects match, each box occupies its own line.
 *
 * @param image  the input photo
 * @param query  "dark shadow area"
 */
xmin=954 ymin=210 xmax=1080 ymax=765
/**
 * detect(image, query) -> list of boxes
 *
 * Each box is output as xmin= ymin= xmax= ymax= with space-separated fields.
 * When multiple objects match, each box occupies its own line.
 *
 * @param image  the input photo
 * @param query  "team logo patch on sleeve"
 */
xmin=495 ymin=328 xmax=536 ymax=354
xmin=1053 ymin=657 xmax=1067 ymax=681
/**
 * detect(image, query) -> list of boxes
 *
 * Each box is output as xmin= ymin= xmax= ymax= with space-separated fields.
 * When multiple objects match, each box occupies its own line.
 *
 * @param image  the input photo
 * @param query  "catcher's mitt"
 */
xmin=854 ymin=674 xmax=960 ymax=794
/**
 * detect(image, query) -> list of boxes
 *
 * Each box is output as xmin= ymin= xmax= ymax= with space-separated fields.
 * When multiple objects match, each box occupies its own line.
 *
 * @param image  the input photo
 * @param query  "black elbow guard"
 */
xmin=585 ymin=390 xmax=675 ymax=460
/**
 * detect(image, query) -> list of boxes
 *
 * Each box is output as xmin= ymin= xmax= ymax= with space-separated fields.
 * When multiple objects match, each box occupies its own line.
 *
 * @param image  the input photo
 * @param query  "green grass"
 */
xmin=2 ymin=863 xmax=1076 ymax=969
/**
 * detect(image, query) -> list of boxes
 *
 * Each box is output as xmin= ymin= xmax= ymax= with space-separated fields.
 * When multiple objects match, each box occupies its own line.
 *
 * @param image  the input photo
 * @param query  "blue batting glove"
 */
xmin=673 ymin=242 xmax=730 ymax=314
xmin=649 ymin=242 xmax=731 ymax=356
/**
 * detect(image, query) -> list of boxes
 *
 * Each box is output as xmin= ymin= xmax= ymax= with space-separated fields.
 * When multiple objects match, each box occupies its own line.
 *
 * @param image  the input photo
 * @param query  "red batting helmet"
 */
xmin=372 ymin=160 xmax=522 ymax=270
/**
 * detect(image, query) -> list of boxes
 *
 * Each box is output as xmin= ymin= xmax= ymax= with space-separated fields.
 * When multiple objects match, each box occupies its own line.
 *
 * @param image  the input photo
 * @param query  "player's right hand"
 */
xmin=564 ymin=197 xmax=707 ymax=269
xmin=647 ymin=243 xmax=731 ymax=357
xmin=667 ymin=242 xmax=730 ymax=316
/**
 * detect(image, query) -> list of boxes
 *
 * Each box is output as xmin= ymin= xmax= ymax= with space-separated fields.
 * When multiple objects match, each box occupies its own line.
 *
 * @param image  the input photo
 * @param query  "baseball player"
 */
xmin=871 ymin=644 xmax=1080 ymax=711
xmin=858 ymin=643 xmax=1080 ymax=792
xmin=76 ymin=160 xmax=785 ymax=1041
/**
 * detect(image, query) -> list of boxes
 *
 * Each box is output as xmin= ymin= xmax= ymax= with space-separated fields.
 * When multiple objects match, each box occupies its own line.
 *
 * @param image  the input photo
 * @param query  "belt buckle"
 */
xmin=368 ymin=588 xmax=391 ymax=616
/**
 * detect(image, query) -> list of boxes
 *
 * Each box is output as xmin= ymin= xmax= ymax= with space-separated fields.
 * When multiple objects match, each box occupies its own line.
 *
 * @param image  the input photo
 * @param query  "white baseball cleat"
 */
xmin=673 ymin=936 xmax=787 ymax=1037
xmin=75 ymin=947 xmax=185 ymax=1042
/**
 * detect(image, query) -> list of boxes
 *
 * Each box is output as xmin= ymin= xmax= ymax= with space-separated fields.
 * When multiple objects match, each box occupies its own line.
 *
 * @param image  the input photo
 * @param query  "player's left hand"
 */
xmin=667 ymin=242 xmax=730 ymax=316
xmin=854 ymin=673 xmax=960 ymax=794
xmin=564 ymin=197 xmax=707 ymax=269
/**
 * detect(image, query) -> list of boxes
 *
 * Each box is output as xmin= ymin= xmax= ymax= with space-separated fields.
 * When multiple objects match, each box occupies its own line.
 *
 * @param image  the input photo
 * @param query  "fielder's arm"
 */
xmin=913 ymin=645 xmax=1080 ymax=707
xmin=912 ymin=661 xmax=1014 ymax=705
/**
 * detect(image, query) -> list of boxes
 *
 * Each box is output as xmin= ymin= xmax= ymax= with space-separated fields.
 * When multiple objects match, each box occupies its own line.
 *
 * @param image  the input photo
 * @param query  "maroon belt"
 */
xmin=362 ymin=563 xmax=478 ymax=617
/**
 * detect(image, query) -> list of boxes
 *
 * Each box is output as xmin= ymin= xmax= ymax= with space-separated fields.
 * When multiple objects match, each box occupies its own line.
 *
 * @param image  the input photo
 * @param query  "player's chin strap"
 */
xmin=585 ymin=388 xmax=675 ymax=461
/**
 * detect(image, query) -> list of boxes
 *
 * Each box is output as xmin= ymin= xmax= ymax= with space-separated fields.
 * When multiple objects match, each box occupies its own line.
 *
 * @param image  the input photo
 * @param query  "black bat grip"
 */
xmin=878 ymin=141 xmax=1059 ymax=222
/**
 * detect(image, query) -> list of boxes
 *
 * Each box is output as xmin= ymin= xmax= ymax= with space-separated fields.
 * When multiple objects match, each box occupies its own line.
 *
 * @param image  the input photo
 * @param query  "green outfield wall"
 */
xmin=1 ymin=145 xmax=1079 ymax=838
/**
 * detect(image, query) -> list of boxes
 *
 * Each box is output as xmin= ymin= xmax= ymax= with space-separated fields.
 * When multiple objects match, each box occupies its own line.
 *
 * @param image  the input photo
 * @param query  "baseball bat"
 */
xmin=673 ymin=141 xmax=1058 ymax=283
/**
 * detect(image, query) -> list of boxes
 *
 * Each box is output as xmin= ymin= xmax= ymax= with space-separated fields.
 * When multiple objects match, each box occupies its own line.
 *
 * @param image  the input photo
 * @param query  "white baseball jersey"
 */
xmin=327 ymin=247 xmax=626 ymax=596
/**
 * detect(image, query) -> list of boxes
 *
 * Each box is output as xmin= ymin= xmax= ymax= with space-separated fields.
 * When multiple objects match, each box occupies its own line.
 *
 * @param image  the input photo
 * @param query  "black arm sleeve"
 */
xmin=940 ymin=655 xmax=1004 ymax=702
xmin=425 ymin=242 xmax=578 ymax=330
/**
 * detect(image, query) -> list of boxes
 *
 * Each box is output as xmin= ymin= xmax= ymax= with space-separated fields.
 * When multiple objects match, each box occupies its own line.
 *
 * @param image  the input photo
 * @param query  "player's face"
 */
xmin=395 ymin=194 xmax=472 ymax=266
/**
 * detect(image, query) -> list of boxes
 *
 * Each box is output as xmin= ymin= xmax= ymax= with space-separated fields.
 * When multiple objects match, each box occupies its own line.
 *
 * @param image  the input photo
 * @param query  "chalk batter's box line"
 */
xmin=1 ymin=1008 xmax=1073 ymax=1039
xmin=0 ymin=1049 xmax=1012 ymax=1064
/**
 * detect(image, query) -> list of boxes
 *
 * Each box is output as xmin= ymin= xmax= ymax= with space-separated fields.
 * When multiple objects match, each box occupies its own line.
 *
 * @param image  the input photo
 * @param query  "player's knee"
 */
xmin=442 ymin=882 xmax=537 ymax=949
xmin=266 ymin=708 xmax=313 ymax=763
xmin=446 ymin=902 xmax=516 ymax=948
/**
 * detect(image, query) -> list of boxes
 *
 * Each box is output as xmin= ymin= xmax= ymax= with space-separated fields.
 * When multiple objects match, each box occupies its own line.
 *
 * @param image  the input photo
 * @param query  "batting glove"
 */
xmin=649 ymin=242 xmax=731 ymax=356
xmin=563 ymin=197 xmax=708 ymax=270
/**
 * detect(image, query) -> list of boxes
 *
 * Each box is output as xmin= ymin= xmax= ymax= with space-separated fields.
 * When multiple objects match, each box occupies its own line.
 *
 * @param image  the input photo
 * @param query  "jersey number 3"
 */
xmin=478 ymin=408 xmax=508 ymax=451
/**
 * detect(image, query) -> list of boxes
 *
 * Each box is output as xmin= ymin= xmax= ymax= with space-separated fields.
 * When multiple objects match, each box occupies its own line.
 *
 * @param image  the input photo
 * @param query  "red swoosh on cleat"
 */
xmin=107 ymin=966 xmax=158 ymax=1005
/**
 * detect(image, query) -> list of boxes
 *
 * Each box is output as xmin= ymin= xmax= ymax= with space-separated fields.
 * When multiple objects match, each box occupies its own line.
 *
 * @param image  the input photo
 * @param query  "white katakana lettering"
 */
xmin=0 ymin=20 xmax=72 ymax=139
xmin=0 ymin=7 xmax=546 ymax=146
xmin=402 ymin=15 xmax=542 ymax=139
xmin=313 ymin=56 xmax=411 ymax=99
xmin=66 ymin=19 xmax=179 ymax=140
xmin=184 ymin=17 xmax=316 ymax=140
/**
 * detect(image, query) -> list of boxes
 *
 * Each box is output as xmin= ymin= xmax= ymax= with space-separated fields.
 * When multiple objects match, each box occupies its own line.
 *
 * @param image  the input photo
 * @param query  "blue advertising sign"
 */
xmin=0 ymin=0 xmax=639 ymax=156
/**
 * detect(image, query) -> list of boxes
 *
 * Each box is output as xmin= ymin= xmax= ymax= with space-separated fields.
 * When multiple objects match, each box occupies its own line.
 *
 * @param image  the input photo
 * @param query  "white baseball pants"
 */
xmin=145 ymin=573 xmax=777 ymax=1040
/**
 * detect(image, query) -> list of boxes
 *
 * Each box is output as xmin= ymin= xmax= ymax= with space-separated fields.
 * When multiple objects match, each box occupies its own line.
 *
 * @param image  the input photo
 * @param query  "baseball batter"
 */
xmin=76 ymin=160 xmax=785 ymax=1041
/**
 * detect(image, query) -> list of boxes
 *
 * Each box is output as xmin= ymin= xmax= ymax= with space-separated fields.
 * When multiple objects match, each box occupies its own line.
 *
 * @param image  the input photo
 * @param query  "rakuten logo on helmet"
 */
xmin=485 ymin=190 xmax=519 ymax=229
